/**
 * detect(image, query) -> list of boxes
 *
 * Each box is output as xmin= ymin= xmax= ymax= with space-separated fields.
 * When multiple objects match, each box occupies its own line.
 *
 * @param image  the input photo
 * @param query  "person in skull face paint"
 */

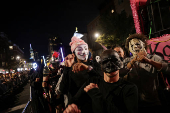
xmin=95 ymin=56 xmax=101 ymax=63
xmin=55 ymin=34 xmax=102 ymax=107
xmin=63 ymin=49 xmax=138 ymax=113
xmin=122 ymin=33 xmax=170 ymax=113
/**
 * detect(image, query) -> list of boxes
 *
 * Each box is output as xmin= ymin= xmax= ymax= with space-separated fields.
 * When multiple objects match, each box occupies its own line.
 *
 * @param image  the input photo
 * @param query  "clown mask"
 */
xmin=74 ymin=44 xmax=89 ymax=61
xmin=129 ymin=38 xmax=146 ymax=56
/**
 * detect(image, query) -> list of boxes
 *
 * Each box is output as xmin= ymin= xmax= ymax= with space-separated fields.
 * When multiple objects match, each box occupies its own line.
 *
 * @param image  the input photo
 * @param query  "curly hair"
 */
xmin=125 ymin=33 xmax=148 ymax=50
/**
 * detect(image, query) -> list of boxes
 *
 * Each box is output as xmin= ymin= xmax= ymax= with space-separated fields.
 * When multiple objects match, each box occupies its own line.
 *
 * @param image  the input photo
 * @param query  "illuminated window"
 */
xmin=111 ymin=9 xmax=114 ymax=13
xmin=11 ymin=56 xmax=14 ymax=60
xmin=2 ymin=62 xmax=5 ymax=66
xmin=9 ymin=46 xmax=13 ymax=50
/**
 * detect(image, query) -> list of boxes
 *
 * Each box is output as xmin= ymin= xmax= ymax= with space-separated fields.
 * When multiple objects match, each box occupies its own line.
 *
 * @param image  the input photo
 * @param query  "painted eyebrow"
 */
xmin=77 ymin=47 xmax=83 ymax=49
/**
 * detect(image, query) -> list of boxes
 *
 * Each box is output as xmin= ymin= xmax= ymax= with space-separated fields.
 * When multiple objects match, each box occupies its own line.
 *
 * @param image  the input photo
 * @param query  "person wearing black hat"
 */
xmin=63 ymin=49 xmax=138 ymax=113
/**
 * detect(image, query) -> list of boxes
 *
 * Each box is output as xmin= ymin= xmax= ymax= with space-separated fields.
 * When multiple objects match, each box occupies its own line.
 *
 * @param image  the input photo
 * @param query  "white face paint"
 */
xmin=95 ymin=56 xmax=101 ymax=63
xmin=75 ymin=44 xmax=89 ymax=61
xmin=129 ymin=38 xmax=146 ymax=56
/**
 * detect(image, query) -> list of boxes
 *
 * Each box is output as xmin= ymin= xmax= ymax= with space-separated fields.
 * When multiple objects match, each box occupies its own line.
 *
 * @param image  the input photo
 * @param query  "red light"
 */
xmin=3 ymin=70 xmax=5 ymax=71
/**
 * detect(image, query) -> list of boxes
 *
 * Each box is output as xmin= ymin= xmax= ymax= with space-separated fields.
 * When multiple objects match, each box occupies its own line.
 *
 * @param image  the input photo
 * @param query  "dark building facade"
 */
xmin=0 ymin=32 xmax=25 ymax=73
xmin=87 ymin=0 xmax=132 ymax=57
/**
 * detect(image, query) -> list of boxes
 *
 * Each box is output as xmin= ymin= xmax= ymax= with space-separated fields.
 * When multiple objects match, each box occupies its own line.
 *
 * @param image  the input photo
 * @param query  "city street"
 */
xmin=0 ymin=0 xmax=170 ymax=113
xmin=1 ymin=82 xmax=30 ymax=113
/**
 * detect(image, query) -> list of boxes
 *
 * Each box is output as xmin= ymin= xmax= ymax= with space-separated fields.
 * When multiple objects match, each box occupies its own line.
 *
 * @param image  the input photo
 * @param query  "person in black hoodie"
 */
xmin=64 ymin=49 xmax=138 ymax=113
xmin=55 ymin=33 xmax=102 ymax=108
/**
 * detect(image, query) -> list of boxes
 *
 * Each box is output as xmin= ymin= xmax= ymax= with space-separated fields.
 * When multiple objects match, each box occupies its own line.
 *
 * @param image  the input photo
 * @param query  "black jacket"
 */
xmin=58 ymin=61 xmax=102 ymax=102
xmin=69 ymin=71 xmax=138 ymax=113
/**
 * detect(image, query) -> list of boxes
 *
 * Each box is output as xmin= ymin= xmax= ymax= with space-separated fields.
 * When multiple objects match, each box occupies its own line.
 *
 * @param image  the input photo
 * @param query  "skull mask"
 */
xmin=95 ymin=56 xmax=101 ymax=63
xmin=129 ymin=38 xmax=146 ymax=56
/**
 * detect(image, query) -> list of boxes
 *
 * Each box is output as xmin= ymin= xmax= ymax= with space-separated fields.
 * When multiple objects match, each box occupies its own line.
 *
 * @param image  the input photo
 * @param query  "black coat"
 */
xmin=69 ymin=72 xmax=138 ymax=113
xmin=58 ymin=61 xmax=102 ymax=102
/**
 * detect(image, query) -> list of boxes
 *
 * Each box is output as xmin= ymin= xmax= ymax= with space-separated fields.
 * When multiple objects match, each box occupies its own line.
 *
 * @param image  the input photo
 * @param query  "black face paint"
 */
xmin=101 ymin=50 xmax=123 ymax=73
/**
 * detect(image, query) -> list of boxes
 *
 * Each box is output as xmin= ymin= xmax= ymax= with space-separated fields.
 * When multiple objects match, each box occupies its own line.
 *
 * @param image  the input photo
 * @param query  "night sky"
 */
xmin=1 ymin=0 xmax=104 ymax=59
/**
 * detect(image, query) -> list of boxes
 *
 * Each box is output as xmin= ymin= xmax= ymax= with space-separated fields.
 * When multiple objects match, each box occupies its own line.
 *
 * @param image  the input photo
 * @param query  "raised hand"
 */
xmin=65 ymin=54 xmax=75 ymax=67
xmin=127 ymin=50 xmax=148 ymax=69
xmin=84 ymin=83 xmax=99 ymax=93
xmin=136 ymin=50 xmax=150 ymax=63
xmin=137 ymin=50 xmax=147 ymax=56
xmin=72 ymin=63 xmax=88 ymax=73
xmin=63 ymin=104 xmax=81 ymax=113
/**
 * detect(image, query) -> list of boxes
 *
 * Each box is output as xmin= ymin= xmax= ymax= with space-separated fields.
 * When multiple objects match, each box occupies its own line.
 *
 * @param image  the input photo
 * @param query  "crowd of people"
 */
xmin=0 ymin=71 xmax=28 ymax=96
xmin=27 ymin=33 xmax=170 ymax=113
xmin=0 ymin=71 xmax=29 ymax=111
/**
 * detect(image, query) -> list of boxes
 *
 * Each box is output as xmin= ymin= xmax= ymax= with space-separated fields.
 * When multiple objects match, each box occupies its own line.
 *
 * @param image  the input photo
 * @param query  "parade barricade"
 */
xmin=22 ymin=84 xmax=46 ymax=113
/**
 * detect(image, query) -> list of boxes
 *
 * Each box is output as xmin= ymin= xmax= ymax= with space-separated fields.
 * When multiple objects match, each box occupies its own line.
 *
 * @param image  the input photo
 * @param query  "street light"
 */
xmin=95 ymin=33 xmax=100 ymax=38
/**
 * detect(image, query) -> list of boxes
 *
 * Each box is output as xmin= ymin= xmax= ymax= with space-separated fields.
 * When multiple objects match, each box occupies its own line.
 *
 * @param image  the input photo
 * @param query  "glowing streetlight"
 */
xmin=95 ymin=33 xmax=100 ymax=38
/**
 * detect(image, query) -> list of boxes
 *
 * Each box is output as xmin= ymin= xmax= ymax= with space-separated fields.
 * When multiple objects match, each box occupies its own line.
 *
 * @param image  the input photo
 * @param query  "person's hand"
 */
xmin=137 ymin=50 xmax=147 ymax=56
xmin=127 ymin=50 xmax=147 ymax=69
xmin=72 ymin=63 xmax=88 ymax=73
xmin=43 ymin=92 xmax=49 ymax=99
xmin=136 ymin=51 xmax=150 ymax=63
xmin=35 ymin=78 xmax=40 ymax=82
xmin=84 ymin=83 xmax=99 ymax=92
xmin=65 ymin=54 xmax=75 ymax=67
xmin=63 ymin=104 xmax=81 ymax=113
xmin=136 ymin=55 xmax=151 ymax=63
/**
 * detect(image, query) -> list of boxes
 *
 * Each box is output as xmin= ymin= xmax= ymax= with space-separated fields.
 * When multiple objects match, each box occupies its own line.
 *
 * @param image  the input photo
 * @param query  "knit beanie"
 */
xmin=69 ymin=35 xmax=88 ymax=53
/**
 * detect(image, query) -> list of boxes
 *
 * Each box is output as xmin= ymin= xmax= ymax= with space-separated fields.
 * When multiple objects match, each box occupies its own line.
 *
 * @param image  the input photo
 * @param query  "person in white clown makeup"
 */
xmin=74 ymin=44 xmax=89 ymax=61
xmin=122 ymin=33 xmax=170 ymax=113
xmin=55 ymin=33 xmax=102 ymax=109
